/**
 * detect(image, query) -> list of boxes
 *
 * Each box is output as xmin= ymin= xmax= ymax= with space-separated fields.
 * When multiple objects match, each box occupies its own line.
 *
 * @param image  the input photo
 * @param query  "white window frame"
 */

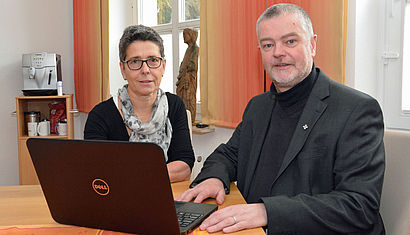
xmin=381 ymin=0 xmax=410 ymax=130
xmin=132 ymin=0 xmax=200 ymax=94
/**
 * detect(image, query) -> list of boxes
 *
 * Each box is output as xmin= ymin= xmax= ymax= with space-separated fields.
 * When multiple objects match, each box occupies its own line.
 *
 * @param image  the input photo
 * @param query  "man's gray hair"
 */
xmin=119 ymin=25 xmax=165 ymax=61
xmin=256 ymin=4 xmax=314 ymax=40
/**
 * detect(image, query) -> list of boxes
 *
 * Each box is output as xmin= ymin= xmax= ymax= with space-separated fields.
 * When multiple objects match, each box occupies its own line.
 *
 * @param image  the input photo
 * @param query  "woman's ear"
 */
xmin=161 ymin=58 xmax=166 ymax=72
xmin=119 ymin=61 xmax=127 ymax=80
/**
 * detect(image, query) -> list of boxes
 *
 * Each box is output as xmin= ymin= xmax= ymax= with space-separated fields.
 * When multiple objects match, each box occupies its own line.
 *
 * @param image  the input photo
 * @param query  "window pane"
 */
xmin=402 ymin=2 xmax=410 ymax=111
xmin=160 ymin=34 xmax=173 ymax=93
xmin=182 ymin=0 xmax=200 ymax=21
xmin=179 ymin=29 xmax=200 ymax=101
xmin=158 ymin=0 xmax=172 ymax=25
xmin=139 ymin=0 xmax=172 ymax=26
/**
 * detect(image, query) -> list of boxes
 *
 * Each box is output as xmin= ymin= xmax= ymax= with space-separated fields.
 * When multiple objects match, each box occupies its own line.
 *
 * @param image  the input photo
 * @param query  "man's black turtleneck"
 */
xmin=246 ymin=64 xmax=319 ymax=203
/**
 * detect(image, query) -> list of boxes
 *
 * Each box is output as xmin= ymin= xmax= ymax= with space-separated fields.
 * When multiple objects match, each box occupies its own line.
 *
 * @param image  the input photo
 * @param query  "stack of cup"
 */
xmin=27 ymin=122 xmax=38 ymax=136
xmin=27 ymin=120 xmax=50 ymax=136
xmin=25 ymin=111 xmax=40 ymax=136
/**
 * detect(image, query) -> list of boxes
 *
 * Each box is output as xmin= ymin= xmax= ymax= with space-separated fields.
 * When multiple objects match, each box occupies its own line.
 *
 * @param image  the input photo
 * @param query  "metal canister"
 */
xmin=24 ymin=111 xmax=41 ymax=123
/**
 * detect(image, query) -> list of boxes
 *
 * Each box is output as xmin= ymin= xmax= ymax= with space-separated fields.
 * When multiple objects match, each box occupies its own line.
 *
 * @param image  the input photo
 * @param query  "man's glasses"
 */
xmin=122 ymin=57 xmax=163 ymax=70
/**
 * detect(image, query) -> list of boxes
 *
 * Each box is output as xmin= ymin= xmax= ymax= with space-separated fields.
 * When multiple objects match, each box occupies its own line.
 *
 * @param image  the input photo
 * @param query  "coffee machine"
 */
xmin=22 ymin=53 xmax=62 ymax=96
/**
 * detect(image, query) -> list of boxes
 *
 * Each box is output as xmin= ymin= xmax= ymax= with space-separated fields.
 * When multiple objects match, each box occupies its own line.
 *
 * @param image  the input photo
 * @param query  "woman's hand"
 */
xmin=167 ymin=161 xmax=191 ymax=183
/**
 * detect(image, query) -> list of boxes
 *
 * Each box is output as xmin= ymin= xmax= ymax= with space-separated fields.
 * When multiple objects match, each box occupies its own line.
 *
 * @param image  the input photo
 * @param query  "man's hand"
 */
xmin=175 ymin=178 xmax=226 ymax=204
xmin=200 ymin=203 xmax=268 ymax=233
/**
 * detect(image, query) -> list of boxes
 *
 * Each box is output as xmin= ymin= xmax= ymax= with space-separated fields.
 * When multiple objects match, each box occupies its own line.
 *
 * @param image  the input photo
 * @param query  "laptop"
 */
xmin=26 ymin=138 xmax=217 ymax=235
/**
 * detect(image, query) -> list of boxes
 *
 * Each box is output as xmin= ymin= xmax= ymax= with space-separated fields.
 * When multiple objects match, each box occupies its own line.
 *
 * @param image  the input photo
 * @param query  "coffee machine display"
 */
xmin=22 ymin=52 xmax=62 ymax=96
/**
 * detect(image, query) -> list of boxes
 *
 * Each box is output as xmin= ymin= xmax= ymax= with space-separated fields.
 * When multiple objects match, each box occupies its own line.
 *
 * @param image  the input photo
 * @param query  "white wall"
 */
xmin=0 ymin=0 xmax=75 ymax=185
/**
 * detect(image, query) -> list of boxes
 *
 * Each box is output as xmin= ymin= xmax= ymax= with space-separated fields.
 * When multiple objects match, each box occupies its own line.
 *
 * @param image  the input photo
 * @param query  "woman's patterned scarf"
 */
xmin=118 ymin=85 xmax=172 ymax=161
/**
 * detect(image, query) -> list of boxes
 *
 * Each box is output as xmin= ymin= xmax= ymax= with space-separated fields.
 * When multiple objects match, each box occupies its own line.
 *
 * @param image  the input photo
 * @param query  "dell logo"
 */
xmin=92 ymin=179 xmax=110 ymax=196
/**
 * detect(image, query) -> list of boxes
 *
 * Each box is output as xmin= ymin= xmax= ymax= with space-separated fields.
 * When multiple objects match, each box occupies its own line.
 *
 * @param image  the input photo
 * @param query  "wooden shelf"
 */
xmin=15 ymin=94 xmax=72 ymax=100
xmin=16 ymin=95 xmax=74 ymax=185
xmin=19 ymin=134 xmax=69 ymax=140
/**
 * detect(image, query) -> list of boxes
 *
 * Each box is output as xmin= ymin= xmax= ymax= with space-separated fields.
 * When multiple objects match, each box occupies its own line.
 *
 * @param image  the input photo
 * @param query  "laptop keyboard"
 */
xmin=177 ymin=212 xmax=203 ymax=228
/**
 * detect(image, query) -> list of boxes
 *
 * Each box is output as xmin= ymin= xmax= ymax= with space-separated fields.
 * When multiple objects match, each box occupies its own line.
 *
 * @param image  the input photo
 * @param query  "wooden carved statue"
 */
xmin=177 ymin=28 xmax=199 ymax=122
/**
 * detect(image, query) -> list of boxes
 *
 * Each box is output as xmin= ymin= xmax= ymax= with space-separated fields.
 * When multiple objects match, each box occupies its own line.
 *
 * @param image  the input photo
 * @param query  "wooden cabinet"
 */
xmin=16 ymin=95 xmax=74 ymax=185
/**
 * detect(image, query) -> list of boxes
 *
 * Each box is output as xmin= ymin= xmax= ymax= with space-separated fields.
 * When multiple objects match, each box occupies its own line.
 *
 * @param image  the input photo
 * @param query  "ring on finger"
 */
xmin=232 ymin=216 xmax=237 ymax=224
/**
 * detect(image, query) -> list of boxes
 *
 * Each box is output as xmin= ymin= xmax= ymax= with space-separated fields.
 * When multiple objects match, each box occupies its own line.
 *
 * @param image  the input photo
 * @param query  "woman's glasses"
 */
xmin=122 ymin=57 xmax=163 ymax=70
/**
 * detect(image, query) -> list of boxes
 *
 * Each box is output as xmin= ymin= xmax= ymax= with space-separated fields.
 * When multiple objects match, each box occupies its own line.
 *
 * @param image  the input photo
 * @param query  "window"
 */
xmin=135 ymin=0 xmax=200 ymax=99
xmin=382 ymin=0 xmax=410 ymax=129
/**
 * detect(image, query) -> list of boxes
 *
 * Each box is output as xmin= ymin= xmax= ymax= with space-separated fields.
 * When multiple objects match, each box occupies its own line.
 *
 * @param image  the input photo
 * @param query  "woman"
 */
xmin=84 ymin=25 xmax=194 ymax=183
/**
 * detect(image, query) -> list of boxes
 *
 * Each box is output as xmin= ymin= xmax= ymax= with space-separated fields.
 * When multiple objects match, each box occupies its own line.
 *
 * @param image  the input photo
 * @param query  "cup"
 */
xmin=55 ymin=122 xmax=67 ymax=136
xmin=38 ymin=120 xmax=50 ymax=136
xmin=27 ymin=122 xmax=38 ymax=136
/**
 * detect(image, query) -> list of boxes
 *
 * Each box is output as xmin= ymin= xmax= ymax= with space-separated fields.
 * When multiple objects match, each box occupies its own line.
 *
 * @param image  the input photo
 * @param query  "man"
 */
xmin=177 ymin=3 xmax=385 ymax=235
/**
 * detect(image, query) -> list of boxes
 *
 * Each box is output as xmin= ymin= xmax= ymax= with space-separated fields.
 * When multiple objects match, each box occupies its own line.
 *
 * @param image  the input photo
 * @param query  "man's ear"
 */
xmin=311 ymin=34 xmax=318 ymax=57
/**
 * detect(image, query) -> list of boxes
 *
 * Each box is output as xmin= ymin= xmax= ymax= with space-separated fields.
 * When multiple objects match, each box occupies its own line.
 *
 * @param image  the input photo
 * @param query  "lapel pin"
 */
xmin=302 ymin=124 xmax=308 ymax=130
